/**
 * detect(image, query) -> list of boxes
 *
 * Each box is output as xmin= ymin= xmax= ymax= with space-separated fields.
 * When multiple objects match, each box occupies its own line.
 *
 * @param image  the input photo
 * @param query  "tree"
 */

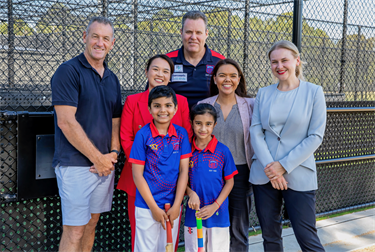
xmin=364 ymin=57 xmax=375 ymax=93
xmin=0 ymin=21 xmax=7 ymax=34
xmin=36 ymin=3 xmax=81 ymax=34
xmin=113 ymin=15 xmax=131 ymax=31
xmin=137 ymin=9 xmax=180 ymax=34
xmin=0 ymin=19 xmax=34 ymax=36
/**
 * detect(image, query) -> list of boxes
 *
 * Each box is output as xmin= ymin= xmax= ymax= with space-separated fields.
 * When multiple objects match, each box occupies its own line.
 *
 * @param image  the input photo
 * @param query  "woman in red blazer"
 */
xmin=117 ymin=54 xmax=192 ymax=251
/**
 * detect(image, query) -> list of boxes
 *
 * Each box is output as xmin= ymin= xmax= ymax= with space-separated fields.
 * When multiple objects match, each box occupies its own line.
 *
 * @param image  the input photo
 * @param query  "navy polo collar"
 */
xmin=78 ymin=53 xmax=109 ymax=78
xmin=175 ymin=44 xmax=213 ymax=65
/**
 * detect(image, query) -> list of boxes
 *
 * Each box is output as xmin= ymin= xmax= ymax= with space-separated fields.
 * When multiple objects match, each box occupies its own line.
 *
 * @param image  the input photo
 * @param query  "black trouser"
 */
xmin=228 ymin=164 xmax=252 ymax=252
xmin=253 ymin=182 xmax=325 ymax=252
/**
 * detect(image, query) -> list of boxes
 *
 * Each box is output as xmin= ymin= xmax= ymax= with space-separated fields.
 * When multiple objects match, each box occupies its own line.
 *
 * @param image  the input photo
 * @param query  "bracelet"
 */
xmin=111 ymin=149 xmax=120 ymax=155
xmin=214 ymin=200 xmax=220 ymax=208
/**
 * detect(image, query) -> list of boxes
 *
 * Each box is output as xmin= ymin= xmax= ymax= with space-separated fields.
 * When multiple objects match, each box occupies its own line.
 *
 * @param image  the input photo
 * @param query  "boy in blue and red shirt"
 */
xmin=129 ymin=85 xmax=191 ymax=251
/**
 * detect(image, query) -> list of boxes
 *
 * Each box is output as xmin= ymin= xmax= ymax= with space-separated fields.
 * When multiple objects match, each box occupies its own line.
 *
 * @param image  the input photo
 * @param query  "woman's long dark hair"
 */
xmin=209 ymin=59 xmax=248 ymax=97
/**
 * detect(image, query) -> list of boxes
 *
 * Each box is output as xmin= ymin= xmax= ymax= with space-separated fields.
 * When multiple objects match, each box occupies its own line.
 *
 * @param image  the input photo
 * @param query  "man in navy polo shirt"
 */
xmin=51 ymin=16 xmax=121 ymax=251
xmin=167 ymin=11 xmax=225 ymax=108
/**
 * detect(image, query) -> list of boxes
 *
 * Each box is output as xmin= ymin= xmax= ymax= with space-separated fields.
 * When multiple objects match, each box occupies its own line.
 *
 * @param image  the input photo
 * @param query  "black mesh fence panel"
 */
xmin=1 ymin=0 xmax=374 ymax=250
xmin=302 ymin=0 xmax=375 ymax=104
xmin=315 ymin=110 xmax=375 ymax=161
xmin=316 ymin=159 xmax=375 ymax=213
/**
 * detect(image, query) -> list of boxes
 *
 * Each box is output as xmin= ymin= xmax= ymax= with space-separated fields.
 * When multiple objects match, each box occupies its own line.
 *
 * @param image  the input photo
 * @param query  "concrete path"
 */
xmin=248 ymin=208 xmax=375 ymax=252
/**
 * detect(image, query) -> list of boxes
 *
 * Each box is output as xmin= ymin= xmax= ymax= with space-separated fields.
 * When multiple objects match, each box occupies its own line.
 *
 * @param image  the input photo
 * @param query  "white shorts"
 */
xmin=55 ymin=164 xmax=114 ymax=226
xmin=134 ymin=206 xmax=182 ymax=252
xmin=184 ymin=226 xmax=229 ymax=252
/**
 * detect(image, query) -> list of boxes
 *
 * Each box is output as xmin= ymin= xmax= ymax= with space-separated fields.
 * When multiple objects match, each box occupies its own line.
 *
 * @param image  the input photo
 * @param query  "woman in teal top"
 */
xmin=250 ymin=40 xmax=326 ymax=252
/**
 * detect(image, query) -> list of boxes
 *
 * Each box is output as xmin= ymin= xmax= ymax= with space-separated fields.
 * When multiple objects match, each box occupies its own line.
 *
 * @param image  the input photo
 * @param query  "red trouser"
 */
xmin=128 ymin=195 xmax=136 ymax=252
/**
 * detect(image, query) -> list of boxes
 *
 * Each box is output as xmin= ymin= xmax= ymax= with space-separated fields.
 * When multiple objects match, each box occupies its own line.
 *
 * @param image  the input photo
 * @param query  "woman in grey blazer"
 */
xmin=250 ymin=40 xmax=326 ymax=252
xmin=198 ymin=59 xmax=254 ymax=252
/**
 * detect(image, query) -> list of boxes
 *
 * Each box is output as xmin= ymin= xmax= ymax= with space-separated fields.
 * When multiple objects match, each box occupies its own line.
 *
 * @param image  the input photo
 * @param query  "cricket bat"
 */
xmin=196 ymin=211 xmax=205 ymax=252
xmin=164 ymin=203 xmax=173 ymax=252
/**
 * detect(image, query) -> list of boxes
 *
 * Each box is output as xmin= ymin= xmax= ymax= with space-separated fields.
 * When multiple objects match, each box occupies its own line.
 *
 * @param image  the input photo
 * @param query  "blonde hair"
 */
xmin=267 ymin=40 xmax=306 ymax=83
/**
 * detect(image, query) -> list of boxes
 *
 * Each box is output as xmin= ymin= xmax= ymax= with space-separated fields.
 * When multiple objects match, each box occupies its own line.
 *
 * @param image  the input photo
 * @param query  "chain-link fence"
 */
xmin=1 ymin=0 xmax=375 ymax=251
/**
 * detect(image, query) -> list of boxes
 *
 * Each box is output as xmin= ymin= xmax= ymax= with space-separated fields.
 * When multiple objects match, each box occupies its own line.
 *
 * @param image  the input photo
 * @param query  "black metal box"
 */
xmin=17 ymin=111 xmax=58 ymax=200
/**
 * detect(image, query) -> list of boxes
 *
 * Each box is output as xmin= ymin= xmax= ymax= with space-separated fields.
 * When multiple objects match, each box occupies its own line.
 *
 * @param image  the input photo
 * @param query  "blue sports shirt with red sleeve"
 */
xmin=184 ymin=135 xmax=238 ymax=228
xmin=129 ymin=121 xmax=192 ymax=209
xmin=166 ymin=44 xmax=225 ymax=108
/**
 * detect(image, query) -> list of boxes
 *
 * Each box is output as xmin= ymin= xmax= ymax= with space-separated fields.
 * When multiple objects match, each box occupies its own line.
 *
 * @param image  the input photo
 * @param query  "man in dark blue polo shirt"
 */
xmin=166 ymin=11 xmax=225 ymax=108
xmin=51 ymin=17 xmax=121 ymax=251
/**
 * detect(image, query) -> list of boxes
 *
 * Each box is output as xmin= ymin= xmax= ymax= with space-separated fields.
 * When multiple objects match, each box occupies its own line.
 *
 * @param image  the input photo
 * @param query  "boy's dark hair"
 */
xmin=190 ymin=103 xmax=218 ymax=123
xmin=148 ymin=85 xmax=177 ymax=107
xmin=146 ymin=54 xmax=175 ymax=75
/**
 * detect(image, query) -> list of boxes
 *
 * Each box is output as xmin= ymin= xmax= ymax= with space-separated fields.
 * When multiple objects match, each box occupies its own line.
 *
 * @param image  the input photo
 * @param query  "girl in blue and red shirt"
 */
xmin=185 ymin=103 xmax=238 ymax=251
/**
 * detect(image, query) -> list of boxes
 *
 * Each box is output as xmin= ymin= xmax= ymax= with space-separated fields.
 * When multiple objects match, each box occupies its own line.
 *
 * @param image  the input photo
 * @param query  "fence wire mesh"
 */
xmin=0 ymin=0 xmax=375 ymax=251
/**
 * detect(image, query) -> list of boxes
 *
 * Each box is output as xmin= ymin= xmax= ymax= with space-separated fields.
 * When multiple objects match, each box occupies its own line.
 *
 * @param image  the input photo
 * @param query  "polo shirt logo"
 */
xmin=206 ymin=65 xmax=214 ymax=74
xmin=208 ymin=159 xmax=218 ymax=169
xmin=149 ymin=144 xmax=158 ymax=150
xmin=175 ymin=65 xmax=183 ymax=72
xmin=173 ymin=142 xmax=180 ymax=150
xmin=189 ymin=160 xmax=194 ymax=168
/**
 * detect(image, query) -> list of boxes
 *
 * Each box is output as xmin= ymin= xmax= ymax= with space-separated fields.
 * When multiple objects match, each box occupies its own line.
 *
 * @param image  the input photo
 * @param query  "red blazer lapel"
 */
xmin=138 ymin=90 xmax=153 ymax=126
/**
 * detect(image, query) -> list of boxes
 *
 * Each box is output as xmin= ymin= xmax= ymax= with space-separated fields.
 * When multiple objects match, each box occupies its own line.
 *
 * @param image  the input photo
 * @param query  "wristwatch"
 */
xmin=110 ymin=149 xmax=120 ymax=155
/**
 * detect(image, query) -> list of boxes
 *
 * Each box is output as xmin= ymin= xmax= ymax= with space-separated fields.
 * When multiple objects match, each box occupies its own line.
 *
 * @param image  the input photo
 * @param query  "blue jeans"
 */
xmin=228 ymin=164 xmax=252 ymax=252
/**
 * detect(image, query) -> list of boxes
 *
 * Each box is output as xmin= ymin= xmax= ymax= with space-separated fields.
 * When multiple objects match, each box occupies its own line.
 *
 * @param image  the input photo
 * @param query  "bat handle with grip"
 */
xmin=196 ymin=210 xmax=205 ymax=252
xmin=164 ymin=203 xmax=173 ymax=252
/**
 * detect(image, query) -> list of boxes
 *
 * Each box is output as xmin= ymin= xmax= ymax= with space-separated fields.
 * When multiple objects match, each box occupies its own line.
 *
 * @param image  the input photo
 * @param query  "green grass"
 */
xmin=248 ymin=225 xmax=289 ymax=237
xmin=177 ymin=246 xmax=185 ymax=252
xmin=248 ymin=228 xmax=263 ymax=237
xmin=316 ymin=205 xmax=375 ymax=221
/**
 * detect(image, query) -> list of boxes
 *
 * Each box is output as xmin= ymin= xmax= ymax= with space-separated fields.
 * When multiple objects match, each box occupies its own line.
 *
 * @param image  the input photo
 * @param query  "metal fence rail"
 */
xmin=1 ymin=0 xmax=375 ymax=251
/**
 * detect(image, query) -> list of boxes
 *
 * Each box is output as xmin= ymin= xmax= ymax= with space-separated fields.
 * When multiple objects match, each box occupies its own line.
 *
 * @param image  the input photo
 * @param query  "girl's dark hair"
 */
xmin=190 ymin=103 xmax=218 ymax=123
xmin=148 ymin=85 xmax=177 ymax=107
xmin=209 ymin=59 xmax=248 ymax=97
xmin=146 ymin=54 xmax=175 ymax=75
